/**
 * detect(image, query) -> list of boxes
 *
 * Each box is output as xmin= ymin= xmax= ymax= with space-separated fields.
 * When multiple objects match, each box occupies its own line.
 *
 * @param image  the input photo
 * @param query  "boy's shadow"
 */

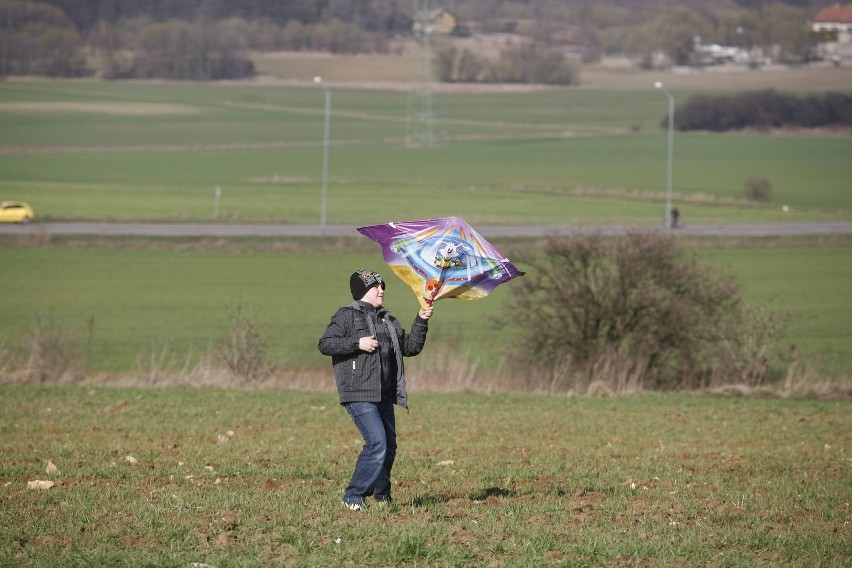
xmin=409 ymin=486 xmax=516 ymax=508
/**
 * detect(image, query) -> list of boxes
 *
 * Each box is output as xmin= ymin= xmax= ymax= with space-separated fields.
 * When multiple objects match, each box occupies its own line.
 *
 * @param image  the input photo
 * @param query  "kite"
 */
xmin=357 ymin=216 xmax=524 ymax=308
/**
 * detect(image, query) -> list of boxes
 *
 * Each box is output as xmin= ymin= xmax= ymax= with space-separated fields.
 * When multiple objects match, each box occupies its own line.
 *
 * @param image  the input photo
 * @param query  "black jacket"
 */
xmin=318 ymin=301 xmax=428 ymax=409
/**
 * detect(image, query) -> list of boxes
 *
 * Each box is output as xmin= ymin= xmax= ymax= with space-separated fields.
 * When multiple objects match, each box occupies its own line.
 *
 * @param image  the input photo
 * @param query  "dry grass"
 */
xmin=0 ymin=102 xmax=200 ymax=115
xmin=250 ymin=50 xmax=415 ymax=83
xmin=3 ymin=346 xmax=849 ymax=400
xmin=580 ymin=63 xmax=852 ymax=92
xmin=42 ymin=347 xmax=852 ymax=401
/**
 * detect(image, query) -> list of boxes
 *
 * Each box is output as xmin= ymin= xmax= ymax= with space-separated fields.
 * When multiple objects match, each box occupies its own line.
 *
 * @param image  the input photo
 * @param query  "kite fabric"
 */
xmin=357 ymin=216 xmax=524 ymax=308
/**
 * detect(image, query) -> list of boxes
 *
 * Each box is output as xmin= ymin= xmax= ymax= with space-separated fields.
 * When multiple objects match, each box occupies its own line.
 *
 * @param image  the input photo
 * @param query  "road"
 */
xmin=2 ymin=221 xmax=852 ymax=238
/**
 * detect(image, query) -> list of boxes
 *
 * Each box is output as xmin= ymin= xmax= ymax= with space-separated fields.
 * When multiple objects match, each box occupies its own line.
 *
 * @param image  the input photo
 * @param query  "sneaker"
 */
xmin=342 ymin=498 xmax=363 ymax=511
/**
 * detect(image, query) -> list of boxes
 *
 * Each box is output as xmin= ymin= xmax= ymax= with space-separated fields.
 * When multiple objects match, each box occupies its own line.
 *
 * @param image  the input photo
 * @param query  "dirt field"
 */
xmin=250 ymin=50 xmax=852 ymax=93
xmin=580 ymin=62 xmax=852 ymax=92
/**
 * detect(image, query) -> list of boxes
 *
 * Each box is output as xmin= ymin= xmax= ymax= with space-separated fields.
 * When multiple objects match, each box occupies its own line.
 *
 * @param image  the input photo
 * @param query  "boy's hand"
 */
xmin=359 ymin=336 xmax=379 ymax=353
xmin=418 ymin=306 xmax=433 ymax=320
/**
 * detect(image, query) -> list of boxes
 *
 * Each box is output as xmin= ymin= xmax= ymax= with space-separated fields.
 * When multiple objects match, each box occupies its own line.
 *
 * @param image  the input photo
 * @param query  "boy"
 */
xmin=318 ymin=269 xmax=433 ymax=510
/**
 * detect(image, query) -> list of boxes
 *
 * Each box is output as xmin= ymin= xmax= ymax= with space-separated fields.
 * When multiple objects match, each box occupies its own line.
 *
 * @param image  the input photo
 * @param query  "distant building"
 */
xmin=693 ymin=42 xmax=744 ymax=65
xmin=412 ymin=8 xmax=458 ymax=36
xmin=430 ymin=8 xmax=458 ymax=35
xmin=691 ymin=36 xmax=757 ymax=66
xmin=812 ymin=4 xmax=852 ymax=41
xmin=811 ymin=4 xmax=852 ymax=65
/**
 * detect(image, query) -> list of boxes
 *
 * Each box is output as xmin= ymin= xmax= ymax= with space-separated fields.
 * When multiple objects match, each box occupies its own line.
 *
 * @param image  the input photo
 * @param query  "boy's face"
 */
xmin=362 ymin=284 xmax=384 ymax=308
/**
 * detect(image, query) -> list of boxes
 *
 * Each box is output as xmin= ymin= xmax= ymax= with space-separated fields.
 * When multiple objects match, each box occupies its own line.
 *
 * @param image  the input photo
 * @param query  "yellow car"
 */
xmin=0 ymin=201 xmax=35 ymax=224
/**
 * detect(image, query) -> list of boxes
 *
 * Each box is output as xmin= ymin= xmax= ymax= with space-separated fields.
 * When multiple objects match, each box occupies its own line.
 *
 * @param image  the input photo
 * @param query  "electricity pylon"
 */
xmin=406 ymin=0 xmax=443 ymax=147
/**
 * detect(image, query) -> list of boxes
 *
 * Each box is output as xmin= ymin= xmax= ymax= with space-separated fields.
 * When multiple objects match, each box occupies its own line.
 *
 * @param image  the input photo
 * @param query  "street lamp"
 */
xmin=654 ymin=81 xmax=675 ymax=230
xmin=314 ymin=76 xmax=330 ymax=233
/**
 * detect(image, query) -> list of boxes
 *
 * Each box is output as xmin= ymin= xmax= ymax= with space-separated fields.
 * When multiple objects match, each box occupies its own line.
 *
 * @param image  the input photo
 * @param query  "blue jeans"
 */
xmin=343 ymin=400 xmax=397 ymax=504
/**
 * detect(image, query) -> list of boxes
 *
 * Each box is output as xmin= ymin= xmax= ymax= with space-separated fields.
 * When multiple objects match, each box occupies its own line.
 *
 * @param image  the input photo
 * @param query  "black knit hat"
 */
xmin=350 ymin=269 xmax=385 ymax=300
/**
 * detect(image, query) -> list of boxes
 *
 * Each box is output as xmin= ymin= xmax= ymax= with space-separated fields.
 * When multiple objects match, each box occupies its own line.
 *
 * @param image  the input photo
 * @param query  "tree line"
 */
xmin=672 ymin=91 xmax=852 ymax=131
xmin=0 ymin=0 xmax=835 ymax=80
xmin=0 ymin=0 xmax=397 ymax=78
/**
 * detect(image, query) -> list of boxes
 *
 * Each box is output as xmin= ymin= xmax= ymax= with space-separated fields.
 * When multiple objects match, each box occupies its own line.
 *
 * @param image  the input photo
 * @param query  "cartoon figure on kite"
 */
xmin=434 ymin=241 xmax=469 ymax=270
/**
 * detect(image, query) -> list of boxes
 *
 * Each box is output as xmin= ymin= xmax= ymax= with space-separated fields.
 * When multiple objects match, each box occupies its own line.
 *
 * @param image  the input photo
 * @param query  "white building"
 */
xmin=811 ymin=4 xmax=852 ymax=65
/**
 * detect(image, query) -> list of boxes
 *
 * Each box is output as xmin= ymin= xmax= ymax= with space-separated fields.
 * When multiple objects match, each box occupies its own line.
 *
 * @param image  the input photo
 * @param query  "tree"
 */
xmin=716 ymin=8 xmax=758 ymax=49
xmin=756 ymin=3 xmax=810 ymax=63
xmin=0 ymin=0 xmax=87 ymax=76
xmin=131 ymin=18 xmax=254 ymax=80
xmin=281 ymin=19 xmax=310 ymax=50
xmin=627 ymin=5 xmax=712 ymax=66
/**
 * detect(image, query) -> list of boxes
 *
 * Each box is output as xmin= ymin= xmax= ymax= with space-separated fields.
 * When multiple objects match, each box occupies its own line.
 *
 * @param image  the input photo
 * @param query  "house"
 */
xmin=812 ymin=4 xmax=852 ymax=42
xmin=429 ymin=8 xmax=458 ymax=35
xmin=412 ymin=8 xmax=458 ymax=35
xmin=811 ymin=4 xmax=852 ymax=65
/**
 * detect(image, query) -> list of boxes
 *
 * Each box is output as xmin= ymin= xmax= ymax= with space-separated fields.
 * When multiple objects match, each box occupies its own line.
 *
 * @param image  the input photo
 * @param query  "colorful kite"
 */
xmin=357 ymin=216 xmax=524 ymax=308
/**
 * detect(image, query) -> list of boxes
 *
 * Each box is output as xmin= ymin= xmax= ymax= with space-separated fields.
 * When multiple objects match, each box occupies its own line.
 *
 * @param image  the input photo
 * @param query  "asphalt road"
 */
xmin=2 ymin=221 xmax=852 ymax=238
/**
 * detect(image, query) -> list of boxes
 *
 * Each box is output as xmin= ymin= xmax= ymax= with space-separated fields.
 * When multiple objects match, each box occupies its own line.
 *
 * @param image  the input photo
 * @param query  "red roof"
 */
xmin=813 ymin=6 xmax=852 ymax=23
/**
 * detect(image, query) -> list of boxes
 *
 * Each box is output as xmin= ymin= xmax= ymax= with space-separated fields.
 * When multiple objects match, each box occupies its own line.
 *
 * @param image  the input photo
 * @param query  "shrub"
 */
xmin=497 ymin=44 xmax=579 ymax=85
xmin=742 ymin=176 xmax=773 ymax=202
xmin=497 ymin=233 xmax=786 ymax=391
xmin=215 ymin=303 xmax=276 ymax=386
xmin=435 ymin=43 xmax=578 ymax=85
xmin=16 ymin=311 xmax=89 ymax=383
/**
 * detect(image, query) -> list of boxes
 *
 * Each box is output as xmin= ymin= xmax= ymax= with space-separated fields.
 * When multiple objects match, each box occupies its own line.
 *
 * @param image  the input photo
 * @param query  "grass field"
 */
xmin=0 ymin=64 xmax=850 ymax=566
xmin=701 ymin=244 xmax=852 ymax=373
xmin=1 ymin=80 xmax=850 ymax=226
xmin=1 ymin=386 xmax=848 ymax=566
xmin=1 ymin=236 xmax=850 ymax=376
xmin=1 ymin=73 xmax=850 ymax=382
xmin=0 ymin=238 xmax=513 ymax=374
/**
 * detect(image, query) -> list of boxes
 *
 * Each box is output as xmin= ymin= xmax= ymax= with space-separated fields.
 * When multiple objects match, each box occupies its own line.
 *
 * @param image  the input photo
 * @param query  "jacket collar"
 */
xmin=351 ymin=300 xmax=388 ymax=318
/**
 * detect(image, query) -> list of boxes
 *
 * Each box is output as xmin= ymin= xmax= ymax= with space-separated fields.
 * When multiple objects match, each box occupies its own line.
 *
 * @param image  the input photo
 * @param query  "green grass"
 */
xmin=1 ymin=237 xmax=850 ymax=374
xmin=1 ymin=79 xmax=850 ymax=378
xmin=1 ymin=80 xmax=850 ymax=225
xmin=702 ymin=245 xmax=852 ymax=372
xmin=0 ymin=240 xmax=512 ymax=372
xmin=1 ymin=385 xmax=849 ymax=566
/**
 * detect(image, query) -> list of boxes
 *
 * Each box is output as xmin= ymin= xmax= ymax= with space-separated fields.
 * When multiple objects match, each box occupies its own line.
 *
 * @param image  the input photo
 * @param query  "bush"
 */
xmin=215 ymin=303 xmax=276 ymax=386
xmin=497 ymin=44 xmax=579 ymax=85
xmin=742 ymin=176 xmax=773 ymax=202
xmin=8 ymin=311 xmax=90 ymax=383
xmin=435 ymin=43 xmax=579 ymax=85
xmin=498 ymin=233 xmax=787 ymax=391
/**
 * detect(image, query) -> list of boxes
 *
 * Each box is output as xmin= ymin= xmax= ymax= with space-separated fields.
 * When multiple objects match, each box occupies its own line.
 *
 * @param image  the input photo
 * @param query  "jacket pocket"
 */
xmin=339 ymin=354 xmax=362 ymax=391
